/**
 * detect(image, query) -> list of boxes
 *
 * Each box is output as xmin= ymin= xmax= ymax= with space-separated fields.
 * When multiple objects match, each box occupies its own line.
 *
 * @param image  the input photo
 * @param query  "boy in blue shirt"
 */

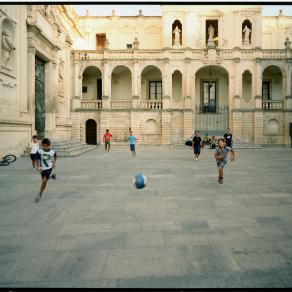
xmin=215 ymin=138 xmax=235 ymax=184
xmin=128 ymin=131 xmax=137 ymax=156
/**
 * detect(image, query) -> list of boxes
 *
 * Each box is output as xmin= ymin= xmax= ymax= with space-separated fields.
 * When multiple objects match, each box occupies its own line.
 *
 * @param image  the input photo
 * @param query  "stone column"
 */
xmin=285 ymin=59 xmax=292 ymax=98
xmin=184 ymin=57 xmax=191 ymax=100
xmin=162 ymin=58 xmax=171 ymax=99
xmin=102 ymin=60 xmax=110 ymax=109
xmin=27 ymin=46 xmax=36 ymax=117
xmin=254 ymin=58 xmax=262 ymax=108
xmin=132 ymin=60 xmax=140 ymax=108
xmin=73 ymin=61 xmax=81 ymax=98
xmin=162 ymin=95 xmax=170 ymax=109
xmin=45 ymin=56 xmax=58 ymax=138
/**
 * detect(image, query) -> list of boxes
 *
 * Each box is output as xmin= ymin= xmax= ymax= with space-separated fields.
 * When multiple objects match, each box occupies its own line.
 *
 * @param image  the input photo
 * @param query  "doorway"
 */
xmin=86 ymin=119 xmax=97 ymax=145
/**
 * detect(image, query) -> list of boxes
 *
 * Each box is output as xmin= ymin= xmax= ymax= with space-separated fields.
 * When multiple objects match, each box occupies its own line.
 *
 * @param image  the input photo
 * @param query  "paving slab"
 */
xmin=0 ymin=145 xmax=292 ymax=288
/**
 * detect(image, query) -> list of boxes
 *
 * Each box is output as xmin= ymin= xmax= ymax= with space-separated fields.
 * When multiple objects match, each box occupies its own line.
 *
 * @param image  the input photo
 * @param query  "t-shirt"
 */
xmin=224 ymin=133 xmax=233 ymax=147
xmin=103 ymin=132 xmax=112 ymax=142
xmin=215 ymin=146 xmax=231 ymax=162
xmin=36 ymin=149 xmax=57 ymax=170
xmin=192 ymin=136 xmax=202 ymax=147
xmin=128 ymin=135 xmax=136 ymax=145
xmin=30 ymin=142 xmax=39 ymax=154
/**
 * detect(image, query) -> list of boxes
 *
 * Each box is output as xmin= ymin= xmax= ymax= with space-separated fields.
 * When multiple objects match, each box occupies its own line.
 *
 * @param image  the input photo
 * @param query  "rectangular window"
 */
xmin=262 ymin=81 xmax=270 ymax=100
xmin=149 ymin=81 xmax=162 ymax=100
xmin=96 ymin=33 xmax=106 ymax=50
xmin=202 ymin=81 xmax=216 ymax=113
xmin=82 ymin=86 xmax=87 ymax=93
xmin=127 ymin=44 xmax=133 ymax=49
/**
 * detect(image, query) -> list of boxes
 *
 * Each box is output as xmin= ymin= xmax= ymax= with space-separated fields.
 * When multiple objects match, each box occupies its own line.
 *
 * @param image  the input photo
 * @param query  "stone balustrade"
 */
xmin=110 ymin=100 xmax=132 ymax=109
xmin=140 ymin=100 xmax=163 ymax=110
xmin=81 ymin=100 xmax=103 ymax=109
xmin=262 ymin=100 xmax=284 ymax=110
xmin=80 ymin=99 xmax=164 ymax=110
xmin=71 ymin=48 xmax=289 ymax=61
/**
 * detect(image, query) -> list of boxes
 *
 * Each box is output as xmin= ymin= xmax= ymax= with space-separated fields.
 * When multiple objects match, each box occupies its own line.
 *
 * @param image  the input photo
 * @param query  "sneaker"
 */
xmin=218 ymin=177 xmax=223 ymax=184
xmin=51 ymin=173 xmax=56 ymax=180
xmin=34 ymin=192 xmax=42 ymax=202
xmin=195 ymin=158 xmax=198 ymax=161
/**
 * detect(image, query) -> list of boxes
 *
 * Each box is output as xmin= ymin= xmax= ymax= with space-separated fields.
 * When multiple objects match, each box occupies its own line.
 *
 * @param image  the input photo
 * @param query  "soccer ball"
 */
xmin=132 ymin=173 xmax=147 ymax=189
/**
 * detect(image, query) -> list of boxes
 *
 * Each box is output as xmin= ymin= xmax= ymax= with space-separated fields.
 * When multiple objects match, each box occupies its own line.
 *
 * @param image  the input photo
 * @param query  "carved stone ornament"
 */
xmin=202 ymin=49 xmax=222 ymax=64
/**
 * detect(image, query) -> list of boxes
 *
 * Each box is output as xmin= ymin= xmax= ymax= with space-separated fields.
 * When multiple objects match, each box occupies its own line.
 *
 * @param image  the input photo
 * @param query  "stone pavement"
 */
xmin=0 ymin=145 xmax=292 ymax=288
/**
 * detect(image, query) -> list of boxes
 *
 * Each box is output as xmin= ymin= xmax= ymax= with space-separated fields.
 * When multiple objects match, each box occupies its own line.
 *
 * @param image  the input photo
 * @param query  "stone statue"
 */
xmin=173 ymin=25 xmax=181 ymax=46
xmin=2 ymin=29 xmax=15 ymax=52
xmin=208 ymin=24 xmax=214 ymax=41
xmin=243 ymin=25 xmax=252 ymax=45
xmin=284 ymin=37 xmax=291 ymax=50
xmin=207 ymin=24 xmax=215 ymax=47
xmin=133 ymin=37 xmax=139 ymax=49
xmin=1 ymin=29 xmax=15 ymax=68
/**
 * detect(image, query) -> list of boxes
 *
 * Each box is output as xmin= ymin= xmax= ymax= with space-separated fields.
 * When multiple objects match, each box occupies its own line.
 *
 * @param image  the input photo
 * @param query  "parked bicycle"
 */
xmin=0 ymin=154 xmax=17 ymax=166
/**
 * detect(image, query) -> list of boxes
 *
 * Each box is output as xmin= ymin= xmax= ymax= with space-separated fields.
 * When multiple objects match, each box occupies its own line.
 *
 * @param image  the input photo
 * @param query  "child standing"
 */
xmin=103 ymin=129 xmax=113 ymax=152
xmin=30 ymin=135 xmax=40 ymax=170
xmin=215 ymin=138 xmax=235 ymax=184
xmin=34 ymin=138 xmax=57 ymax=202
xmin=128 ymin=131 xmax=137 ymax=156
xmin=192 ymin=131 xmax=203 ymax=160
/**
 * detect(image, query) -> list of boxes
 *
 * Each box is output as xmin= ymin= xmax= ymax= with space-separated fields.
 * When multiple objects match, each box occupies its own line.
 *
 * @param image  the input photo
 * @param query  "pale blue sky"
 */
xmin=74 ymin=5 xmax=292 ymax=16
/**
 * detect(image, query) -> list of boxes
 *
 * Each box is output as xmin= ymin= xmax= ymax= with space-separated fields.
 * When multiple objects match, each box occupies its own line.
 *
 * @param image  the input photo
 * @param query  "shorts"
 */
xmin=194 ymin=146 xmax=201 ymax=155
xmin=130 ymin=144 xmax=135 ymax=152
xmin=30 ymin=153 xmax=38 ymax=161
xmin=41 ymin=168 xmax=52 ymax=180
xmin=105 ymin=141 xmax=110 ymax=145
xmin=217 ymin=160 xmax=227 ymax=170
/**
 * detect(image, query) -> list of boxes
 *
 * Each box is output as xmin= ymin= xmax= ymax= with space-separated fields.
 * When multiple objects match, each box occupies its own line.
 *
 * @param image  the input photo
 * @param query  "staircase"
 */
xmin=23 ymin=139 xmax=98 ymax=157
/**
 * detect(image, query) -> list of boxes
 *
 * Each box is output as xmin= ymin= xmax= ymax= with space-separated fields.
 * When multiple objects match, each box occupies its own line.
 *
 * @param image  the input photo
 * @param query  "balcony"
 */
xmin=262 ymin=100 xmax=284 ymax=110
xmin=81 ymin=100 xmax=102 ymax=109
xmin=140 ymin=100 xmax=163 ymax=110
xmin=110 ymin=100 xmax=132 ymax=109
xmin=71 ymin=48 xmax=289 ymax=62
xmin=79 ymin=99 xmax=163 ymax=110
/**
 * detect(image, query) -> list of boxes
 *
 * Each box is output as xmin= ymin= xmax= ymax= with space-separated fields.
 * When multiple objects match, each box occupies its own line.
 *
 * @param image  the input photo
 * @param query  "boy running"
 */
xmin=128 ymin=131 xmax=137 ymax=156
xmin=215 ymin=138 xmax=235 ymax=184
xmin=103 ymin=129 xmax=112 ymax=152
xmin=35 ymin=138 xmax=57 ymax=202
xmin=224 ymin=127 xmax=233 ymax=148
xmin=192 ymin=131 xmax=203 ymax=160
xmin=30 ymin=135 xmax=40 ymax=170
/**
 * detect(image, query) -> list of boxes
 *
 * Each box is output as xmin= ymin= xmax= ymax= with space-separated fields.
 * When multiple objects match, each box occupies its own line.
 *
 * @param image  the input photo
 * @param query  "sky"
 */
xmin=73 ymin=4 xmax=292 ymax=17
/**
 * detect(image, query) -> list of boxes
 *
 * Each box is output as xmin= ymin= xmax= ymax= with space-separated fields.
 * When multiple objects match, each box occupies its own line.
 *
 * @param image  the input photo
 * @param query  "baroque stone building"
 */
xmin=0 ymin=4 xmax=292 ymax=156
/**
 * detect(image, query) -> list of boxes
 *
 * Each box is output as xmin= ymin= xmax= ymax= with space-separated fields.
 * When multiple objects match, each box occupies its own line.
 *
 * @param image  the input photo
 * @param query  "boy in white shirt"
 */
xmin=35 ymin=138 xmax=57 ymax=202
xmin=30 ymin=135 xmax=40 ymax=170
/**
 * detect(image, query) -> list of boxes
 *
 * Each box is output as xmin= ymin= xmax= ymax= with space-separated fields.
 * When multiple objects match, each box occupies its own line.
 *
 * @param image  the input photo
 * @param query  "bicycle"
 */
xmin=0 ymin=154 xmax=17 ymax=166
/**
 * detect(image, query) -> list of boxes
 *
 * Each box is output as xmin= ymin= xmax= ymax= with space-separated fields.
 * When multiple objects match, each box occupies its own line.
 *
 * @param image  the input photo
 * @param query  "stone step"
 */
xmin=58 ymin=145 xmax=98 ymax=157
xmin=22 ymin=140 xmax=98 ymax=157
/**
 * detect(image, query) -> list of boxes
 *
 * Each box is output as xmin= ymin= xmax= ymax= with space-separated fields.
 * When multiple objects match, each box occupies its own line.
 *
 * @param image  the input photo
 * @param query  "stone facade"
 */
xmin=0 ymin=5 xmax=292 ymax=156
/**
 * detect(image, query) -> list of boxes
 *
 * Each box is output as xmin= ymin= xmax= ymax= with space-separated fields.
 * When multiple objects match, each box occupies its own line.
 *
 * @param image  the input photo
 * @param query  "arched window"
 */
xmin=172 ymin=20 xmax=182 ymax=46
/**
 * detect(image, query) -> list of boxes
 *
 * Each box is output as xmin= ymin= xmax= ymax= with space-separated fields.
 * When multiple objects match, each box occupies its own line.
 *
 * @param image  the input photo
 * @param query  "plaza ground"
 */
xmin=0 ymin=145 xmax=292 ymax=288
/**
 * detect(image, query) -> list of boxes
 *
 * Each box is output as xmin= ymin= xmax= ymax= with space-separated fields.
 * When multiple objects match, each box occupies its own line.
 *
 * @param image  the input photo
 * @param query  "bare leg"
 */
xmin=108 ymin=144 xmax=110 ymax=152
xmin=40 ymin=177 xmax=47 ymax=193
xmin=32 ymin=160 xmax=35 ymax=168
xmin=218 ymin=168 xmax=224 ymax=184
